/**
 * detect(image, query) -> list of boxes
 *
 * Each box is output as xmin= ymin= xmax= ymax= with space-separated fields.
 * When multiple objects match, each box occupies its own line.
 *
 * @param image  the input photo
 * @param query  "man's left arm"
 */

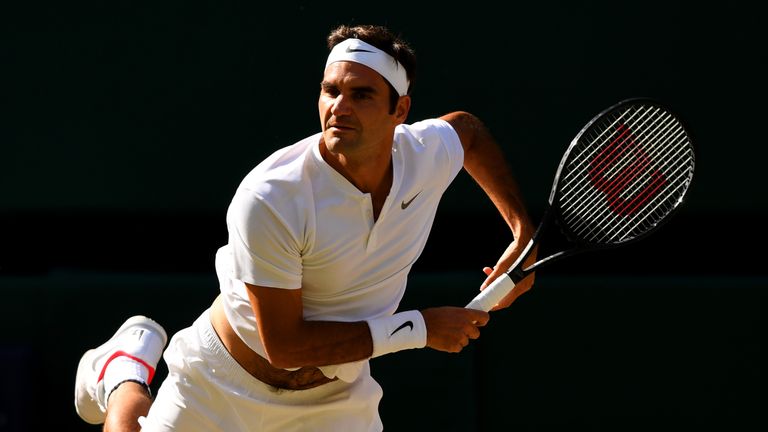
xmin=440 ymin=111 xmax=536 ymax=309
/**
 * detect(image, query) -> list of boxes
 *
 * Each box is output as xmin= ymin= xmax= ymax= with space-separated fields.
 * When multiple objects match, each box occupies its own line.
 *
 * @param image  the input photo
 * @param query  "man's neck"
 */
xmin=319 ymin=140 xmax=392 ymax=194
xmin=319 ymin=140 xmax=393 ymax=220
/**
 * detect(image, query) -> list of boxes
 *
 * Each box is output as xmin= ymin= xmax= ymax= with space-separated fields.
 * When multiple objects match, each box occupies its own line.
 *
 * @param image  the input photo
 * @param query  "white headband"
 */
xmin=325 ymin=38 xmax=409 ymax=96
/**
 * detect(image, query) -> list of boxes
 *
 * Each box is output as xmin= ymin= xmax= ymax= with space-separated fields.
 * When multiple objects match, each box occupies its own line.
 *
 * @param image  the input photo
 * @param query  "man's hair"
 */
xmin=327 ymin=24 xmax=417 ymax=112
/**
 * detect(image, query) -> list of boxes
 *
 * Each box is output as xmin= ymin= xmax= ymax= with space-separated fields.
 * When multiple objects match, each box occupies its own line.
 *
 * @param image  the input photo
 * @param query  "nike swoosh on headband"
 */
xmin=345 ymin=46 xmax=374 ymax=54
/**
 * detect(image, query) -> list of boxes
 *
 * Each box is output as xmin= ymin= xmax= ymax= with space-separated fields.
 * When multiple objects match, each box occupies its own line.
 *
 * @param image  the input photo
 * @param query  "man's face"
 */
xmin=318 ymin=61 xmax=407 ymax=157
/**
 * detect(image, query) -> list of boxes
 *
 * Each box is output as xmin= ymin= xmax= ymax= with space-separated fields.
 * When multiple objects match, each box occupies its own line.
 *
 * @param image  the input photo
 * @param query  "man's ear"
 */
xmin=394 ymin=95 xmax=411 ymax=124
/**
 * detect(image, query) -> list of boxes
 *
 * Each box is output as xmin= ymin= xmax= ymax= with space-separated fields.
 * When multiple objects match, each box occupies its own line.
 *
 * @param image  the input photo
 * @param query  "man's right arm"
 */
xmin=245 ymin=283 xmax=372 ymax=369
xmin=246 ymin=283 xmax=490 ymax=368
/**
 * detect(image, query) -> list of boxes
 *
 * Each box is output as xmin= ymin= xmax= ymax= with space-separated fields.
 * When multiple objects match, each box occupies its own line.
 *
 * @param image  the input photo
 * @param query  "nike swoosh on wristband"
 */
xmin=389 ymin=321 xmax=414 ymax=337
xmin=401 ymin=191 xmax=422 ymax=210
xmin=345 ymin=46 xmax=374 ymax=54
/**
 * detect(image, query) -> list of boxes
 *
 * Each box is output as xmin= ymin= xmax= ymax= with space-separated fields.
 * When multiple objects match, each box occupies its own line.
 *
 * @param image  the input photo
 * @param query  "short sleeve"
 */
xmin=399 ymin=118 xmax=465 ymax=187
xmin=432 ymin=118 xmax=465 ymax=185
xmin=226 ymin=189 xmax=303 ymax=289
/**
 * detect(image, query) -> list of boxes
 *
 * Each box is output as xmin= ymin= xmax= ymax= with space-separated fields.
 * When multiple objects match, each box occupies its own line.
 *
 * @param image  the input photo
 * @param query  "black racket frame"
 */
xmin=508 ymin=98 xmax=695 ymax=283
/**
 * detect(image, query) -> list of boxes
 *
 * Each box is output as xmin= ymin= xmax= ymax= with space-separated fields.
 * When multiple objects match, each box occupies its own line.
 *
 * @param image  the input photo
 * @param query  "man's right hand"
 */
xmin=421 ymin=307 xmax=490 ymax=353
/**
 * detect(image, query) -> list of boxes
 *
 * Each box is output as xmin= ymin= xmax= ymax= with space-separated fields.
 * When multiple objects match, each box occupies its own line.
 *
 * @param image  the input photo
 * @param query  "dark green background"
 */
xmin=2 ymin=1 xmax=766 ymax=431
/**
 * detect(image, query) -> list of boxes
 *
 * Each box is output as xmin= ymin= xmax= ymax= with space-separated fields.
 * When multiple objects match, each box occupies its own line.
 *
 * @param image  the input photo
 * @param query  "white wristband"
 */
xmin=366 ymin=310 xmax=427 ymax=358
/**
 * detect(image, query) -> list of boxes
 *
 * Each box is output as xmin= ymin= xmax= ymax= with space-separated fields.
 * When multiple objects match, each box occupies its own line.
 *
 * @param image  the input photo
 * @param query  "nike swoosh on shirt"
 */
xmin=389 ymin=321 xmax=414 ymax=337
xmin=401 ymin=191 xmax=422 ymax=210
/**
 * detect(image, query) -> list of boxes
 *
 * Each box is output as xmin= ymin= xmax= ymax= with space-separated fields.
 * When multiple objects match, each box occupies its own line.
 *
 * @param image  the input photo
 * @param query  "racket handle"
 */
xmin=465 ymin=273 xmax=516 ymax=312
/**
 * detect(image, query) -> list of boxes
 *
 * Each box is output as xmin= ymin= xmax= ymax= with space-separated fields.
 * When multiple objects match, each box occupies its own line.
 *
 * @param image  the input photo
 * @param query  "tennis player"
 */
xmin=74 ymin=24 xmax=535 ymax=431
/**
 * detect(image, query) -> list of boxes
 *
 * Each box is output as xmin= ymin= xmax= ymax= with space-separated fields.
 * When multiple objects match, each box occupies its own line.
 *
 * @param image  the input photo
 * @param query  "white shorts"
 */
xmin=140 ymin=310 xmax=384 ymax=432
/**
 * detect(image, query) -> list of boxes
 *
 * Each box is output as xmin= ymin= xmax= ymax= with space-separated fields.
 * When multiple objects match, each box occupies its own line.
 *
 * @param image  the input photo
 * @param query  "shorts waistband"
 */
xmin=197 ymin=310 xmax=258 ymax=384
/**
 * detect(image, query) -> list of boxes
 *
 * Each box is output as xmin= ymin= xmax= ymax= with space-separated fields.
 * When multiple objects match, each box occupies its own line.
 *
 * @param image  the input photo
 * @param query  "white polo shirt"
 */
xmin=216 ymin=118 xmax=464 ymax=381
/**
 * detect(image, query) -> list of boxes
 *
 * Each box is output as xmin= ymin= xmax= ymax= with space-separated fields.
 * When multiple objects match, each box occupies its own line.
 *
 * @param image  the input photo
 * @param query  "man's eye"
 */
xmin=320 ymin=84 xmax=339 ymax=97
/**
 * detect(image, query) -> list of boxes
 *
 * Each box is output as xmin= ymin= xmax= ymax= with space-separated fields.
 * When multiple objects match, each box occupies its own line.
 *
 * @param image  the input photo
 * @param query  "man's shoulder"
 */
xmin=396 ymin=117 xmax=448 ymax=132
xmin=249 ymin=133 xmax=319 ymax=179
xmin=236 ymin=134 xmax=320 ymax=201
xmin=395 ymin=118 xmax=455 ymax=142
xmin=394 ymin=118 xmax=461 ymax=153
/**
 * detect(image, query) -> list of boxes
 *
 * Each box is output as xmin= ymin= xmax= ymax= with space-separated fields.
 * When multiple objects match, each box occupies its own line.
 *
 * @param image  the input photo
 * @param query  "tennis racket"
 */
xmin=466 ymin=98 xmax=695 ymax=312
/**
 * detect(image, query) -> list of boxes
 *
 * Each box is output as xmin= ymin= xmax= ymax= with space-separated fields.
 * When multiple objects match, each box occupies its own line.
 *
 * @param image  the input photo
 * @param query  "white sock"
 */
xmin=98 ymin=322 xmax=166 ymax=407
xmin=102 ymin=355 xmax=151 ymax=404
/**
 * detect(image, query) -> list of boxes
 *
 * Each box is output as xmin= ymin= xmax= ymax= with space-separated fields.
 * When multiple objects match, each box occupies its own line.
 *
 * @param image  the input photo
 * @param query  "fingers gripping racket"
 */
xmin=466 ymin=98 xmax=695 ymax=312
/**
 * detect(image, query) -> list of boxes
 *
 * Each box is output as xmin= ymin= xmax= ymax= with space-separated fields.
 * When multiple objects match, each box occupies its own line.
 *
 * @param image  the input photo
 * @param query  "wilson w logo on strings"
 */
xmin=557 ymin=104 xmax=693 ymax=244
xmin=588 ymin=123 xmax=668 ymax=216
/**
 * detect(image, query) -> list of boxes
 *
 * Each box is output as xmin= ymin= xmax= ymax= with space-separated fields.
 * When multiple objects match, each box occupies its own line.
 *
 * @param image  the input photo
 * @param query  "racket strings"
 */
xmin=565 ymin=112 xmax=688 ymax=227
xmin=557 ymin=104 xmax=693 ymax=243
xmin=587 ymin=125 xmax=663 ymax=214
xmin=565 ymin=113 xmax=692 ymax=242
xmin=611 ymin=164 xmax=692 ymax=239
xmin=583 ymin=155 xmax=692 ymax=243
xmin=562 ymin=106 xmax=659 ymax=211
xmin=567 ymin=122 xmax=691 ymax=242
xmin=562 ymin=105 xmax=663 ymax=201
xmin=560 ymin=106 xmax=656 ymax=209
xmin=590 ymin=110 xmax=685 ymax=191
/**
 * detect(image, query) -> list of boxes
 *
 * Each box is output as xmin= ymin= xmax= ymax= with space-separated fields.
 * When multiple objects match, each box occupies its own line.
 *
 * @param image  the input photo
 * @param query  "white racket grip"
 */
xmin=465 ymin=273 xmax=516 ymax=312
